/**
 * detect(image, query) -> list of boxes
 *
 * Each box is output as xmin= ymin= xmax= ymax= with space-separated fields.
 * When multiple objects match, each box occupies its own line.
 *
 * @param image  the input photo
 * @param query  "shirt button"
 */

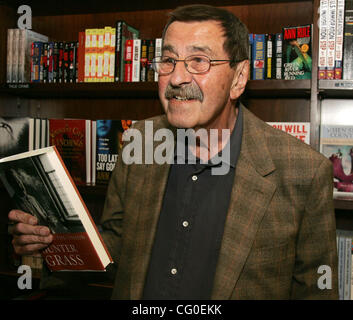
xmin=182 ymin=221 xmax=189 ymax=228
xmin=171 ymin=268 xmax=177 ymax=275
xmin=192 ymin=175 xmax=198 ymax=181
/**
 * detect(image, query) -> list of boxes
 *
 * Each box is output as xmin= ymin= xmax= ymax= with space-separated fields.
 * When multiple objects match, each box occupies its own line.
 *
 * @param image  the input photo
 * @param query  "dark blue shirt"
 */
xmin=142 ymin=106 xmax=243 ymax=300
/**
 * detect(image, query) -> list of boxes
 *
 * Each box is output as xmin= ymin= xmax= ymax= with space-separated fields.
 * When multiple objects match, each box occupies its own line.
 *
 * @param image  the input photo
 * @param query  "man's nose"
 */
xmin=169 ymin=60 xmax=193 ymax=86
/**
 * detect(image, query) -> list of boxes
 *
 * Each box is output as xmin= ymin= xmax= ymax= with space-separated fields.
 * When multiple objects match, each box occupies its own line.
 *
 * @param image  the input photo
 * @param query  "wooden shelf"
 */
xmin=1 ymin=80 xmax=312 ymax=100
xmin=318 ymin=80 xmax=353 ymax=98
xmin=0 ymin=82 xmax=159 ymax=99
xmin=2 ymin=0 xmax=312 ymax=16
xmin=334 ymin=199 xmax=353 ymax=211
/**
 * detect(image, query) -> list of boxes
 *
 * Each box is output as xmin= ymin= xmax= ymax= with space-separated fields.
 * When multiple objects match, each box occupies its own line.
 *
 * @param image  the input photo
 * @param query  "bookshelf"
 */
xmin=0 ymin=0 xmax=353 ymax=298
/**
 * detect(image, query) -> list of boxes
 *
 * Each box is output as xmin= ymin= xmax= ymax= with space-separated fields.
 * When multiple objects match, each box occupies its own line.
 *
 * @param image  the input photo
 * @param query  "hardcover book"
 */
xmin=318 ymin=0 xmax=329 ymax=79
xmin=282 ymin=24 xmax=312 ymax=79
xmin=0 ymin=146 xmax=113 ymax=271
xmin=49 ymin=119 xmax=92 ymax=186
xmin=267 ymin=122 xmax=310 ymax=144
xmin=320 ymin=124 xmax=353 ymax=199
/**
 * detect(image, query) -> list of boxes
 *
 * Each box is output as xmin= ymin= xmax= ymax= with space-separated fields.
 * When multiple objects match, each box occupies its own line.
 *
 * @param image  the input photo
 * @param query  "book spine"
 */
xmin=132 ymin=39 xmax=141 ymax=82
xmin=319 ymin=0 xmax=329 ymax=79
xmin=84 ymin=29 xmax=92 ymax=82
xmin=140 ymin=39 xmax=148 ymax=82
xmin=41 ymin=42 xmax=48 ymax=83
xmin=338 ymin=235 xmax=345 ymax=300
xmin=77 ymin=31 xmax=85 ymax=83
xmin=47 ymin=42 xmax=54 ymax=83
xmin=326 ymin=0 xmax=337 ymax=79
xmin=63 ymin=42 xmax=70 ymax=83
xmin=103 ymin=27 xmax=111 ymax=82
xmin=18 ymin=29 xmax=26 ymax=83
xmin=6 ymin=29 xmax=14 ymax=83
xmin=68 ymin=41 xmax=77 ymax=83
xmin=91 ymin=29 xmax=98 ymax=82
xmin=344 ymin=236 xmax=352 ymax=299
xmin=12 ymin=29 xmax=20 ymax=83
xmin=58 ymin=42 xmax=64 ymax=83
xmin=252 ymin=34 xmax=265 ymax=80
xmin=154 ymin=38 xmax=162 ymax=82
xmin=265 ymin=34 xmax=275 ymax=79
xmin=275 ymin=33 xmax=283 ymax=79
xmin=31 ymin=42 xmax=42 ymax=82
xmin=147 ymin=39 xmax=155 ymax=82
xmin=97 ymin=28 xmax=104 ymax=82
xmin=334 ymin=0 xmax=345 ymax=79
xmin=343 ymin=0 xmax=353 ymax=79
xmin=124 ymin=39 xmax=133 ymax=82
xmin=109 ymin=27 xmax=116 ymax=82
xmin=114 ymin=21 xmax=122 ymax=82
xmin=248 ymin=34 xmax=253 ymax=80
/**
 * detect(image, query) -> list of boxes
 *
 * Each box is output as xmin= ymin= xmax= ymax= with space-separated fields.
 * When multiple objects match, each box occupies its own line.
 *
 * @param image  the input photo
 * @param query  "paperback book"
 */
xmin=282 ymin=24 xmax=312 ymax=79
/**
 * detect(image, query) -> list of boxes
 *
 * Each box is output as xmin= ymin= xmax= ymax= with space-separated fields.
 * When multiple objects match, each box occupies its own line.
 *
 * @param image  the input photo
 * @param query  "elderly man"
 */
xmin=9 ymin=5 xmax=338 ymax=299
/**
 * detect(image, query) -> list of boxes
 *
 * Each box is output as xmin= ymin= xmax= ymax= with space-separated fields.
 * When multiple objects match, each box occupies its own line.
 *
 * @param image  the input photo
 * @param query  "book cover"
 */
xmin=266 ymin=122 xmax=310 ymax=144
xmin=343 ymin=0 xmax=353 ymax=79
xmin=0 ymin=146 xmax=113 ymax=271
xmin=320 ymin=124 xmax=353 ymax=198
xmin=318 ymin=0 xmax=329 ymax=79
xmin=282 ymin=24 xmax=312 ymax=79
xmin=252 ymin=34 xmax=265 ymax=80
xmin=95 ymin=119 xmax=133 ymax=184
xmin=49 ymin=119 xmax=91 ymax=186
xmin=0 ymin=117 xmax=33 ymax=159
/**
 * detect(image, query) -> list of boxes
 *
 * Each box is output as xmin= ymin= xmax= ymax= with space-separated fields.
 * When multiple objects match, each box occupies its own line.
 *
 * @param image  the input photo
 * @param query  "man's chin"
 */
xmin=166 ymin=113 xmax=197 ymax=129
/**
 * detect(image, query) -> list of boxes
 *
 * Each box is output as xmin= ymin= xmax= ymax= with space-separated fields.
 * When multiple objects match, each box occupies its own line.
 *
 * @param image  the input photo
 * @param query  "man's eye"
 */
xmin=192 ymin=56 xmax=207 ymax=63
xmin=161 ymin=57 xmax=175 ymax=64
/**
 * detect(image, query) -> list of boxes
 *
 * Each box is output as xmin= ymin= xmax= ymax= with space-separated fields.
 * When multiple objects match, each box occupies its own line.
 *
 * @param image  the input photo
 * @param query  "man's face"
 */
xmin=158 ymin=20 xmax=238 ymax=130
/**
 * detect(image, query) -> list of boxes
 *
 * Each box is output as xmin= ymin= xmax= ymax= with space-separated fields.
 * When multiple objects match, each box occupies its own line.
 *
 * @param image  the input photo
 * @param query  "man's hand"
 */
xmin=8 ymin=209 xmax=53 ymax=256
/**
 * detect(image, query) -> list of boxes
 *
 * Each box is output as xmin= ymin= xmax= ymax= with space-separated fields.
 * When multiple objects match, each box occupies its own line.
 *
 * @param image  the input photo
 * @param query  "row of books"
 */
xmin=250 ymin=24 xmax=312 ymax=80
xmin=6 ymin=20 xmax=164 ymax=84
xmin=0 ymin=117 xmax=135 ymax=186
xmin=318 ymin=0 xmax=353 ymax=80
xmin=337 ymin=229 xmax=353 ymax=300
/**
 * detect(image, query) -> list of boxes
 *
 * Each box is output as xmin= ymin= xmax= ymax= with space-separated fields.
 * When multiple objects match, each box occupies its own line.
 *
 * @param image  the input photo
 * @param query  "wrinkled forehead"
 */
xmin=162 ymin=21 xmax=226 ymax=57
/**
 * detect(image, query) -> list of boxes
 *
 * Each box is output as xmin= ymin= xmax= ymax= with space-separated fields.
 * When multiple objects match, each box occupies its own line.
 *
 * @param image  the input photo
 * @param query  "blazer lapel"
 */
xmin=211 ymin=106 xmax=277 ymax=299
xmin=130 ymin=119 xmax=176 ymax=299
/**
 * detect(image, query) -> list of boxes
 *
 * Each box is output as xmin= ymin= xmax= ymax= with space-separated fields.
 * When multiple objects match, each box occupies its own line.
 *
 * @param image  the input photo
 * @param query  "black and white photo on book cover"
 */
xmin=0 ymin=152 xmax=85 ymax=234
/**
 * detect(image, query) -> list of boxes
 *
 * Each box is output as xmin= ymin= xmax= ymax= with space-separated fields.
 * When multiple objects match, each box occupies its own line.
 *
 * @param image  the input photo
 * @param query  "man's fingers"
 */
xmin=13 ymin=242 xmax=50 ymax=256
xmin=8 ymin=210 xmax=38 ymax=225
xmin=12 ymin=234 xmax=53 ymax=247
xmin=12 ymin=222 xmax=50 ymax=237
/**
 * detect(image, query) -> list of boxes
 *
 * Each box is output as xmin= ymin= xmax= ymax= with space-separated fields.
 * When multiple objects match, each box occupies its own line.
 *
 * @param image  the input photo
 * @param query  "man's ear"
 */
xmin=230 ymin=60 xmax=249 ymax=100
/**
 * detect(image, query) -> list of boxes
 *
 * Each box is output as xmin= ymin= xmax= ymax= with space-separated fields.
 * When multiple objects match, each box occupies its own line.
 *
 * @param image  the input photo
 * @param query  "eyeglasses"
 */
xmin=151 ymin=55 xmax=234 ymax=75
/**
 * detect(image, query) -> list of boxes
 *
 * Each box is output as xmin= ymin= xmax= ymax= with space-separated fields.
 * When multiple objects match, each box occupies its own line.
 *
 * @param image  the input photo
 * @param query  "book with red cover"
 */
xmin=0 ymin=146 xmax=113 ymax=271
xmin=49 ymin=119 xmax=92 ymax=186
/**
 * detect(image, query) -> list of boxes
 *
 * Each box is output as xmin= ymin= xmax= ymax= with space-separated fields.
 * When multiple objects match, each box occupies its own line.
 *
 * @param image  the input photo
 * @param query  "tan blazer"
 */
xmin=100 ymin=105 xmax=338 ymax=300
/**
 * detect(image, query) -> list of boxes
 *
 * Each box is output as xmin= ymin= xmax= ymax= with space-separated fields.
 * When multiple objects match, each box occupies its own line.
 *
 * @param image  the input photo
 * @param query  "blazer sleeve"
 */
xmin=290 ymin=158 xmax=339 ymax=299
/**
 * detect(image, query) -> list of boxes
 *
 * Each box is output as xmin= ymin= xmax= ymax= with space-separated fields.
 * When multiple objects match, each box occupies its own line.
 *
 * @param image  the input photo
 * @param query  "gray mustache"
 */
xmin=165 ymin=83 xmax=204 ymax=102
